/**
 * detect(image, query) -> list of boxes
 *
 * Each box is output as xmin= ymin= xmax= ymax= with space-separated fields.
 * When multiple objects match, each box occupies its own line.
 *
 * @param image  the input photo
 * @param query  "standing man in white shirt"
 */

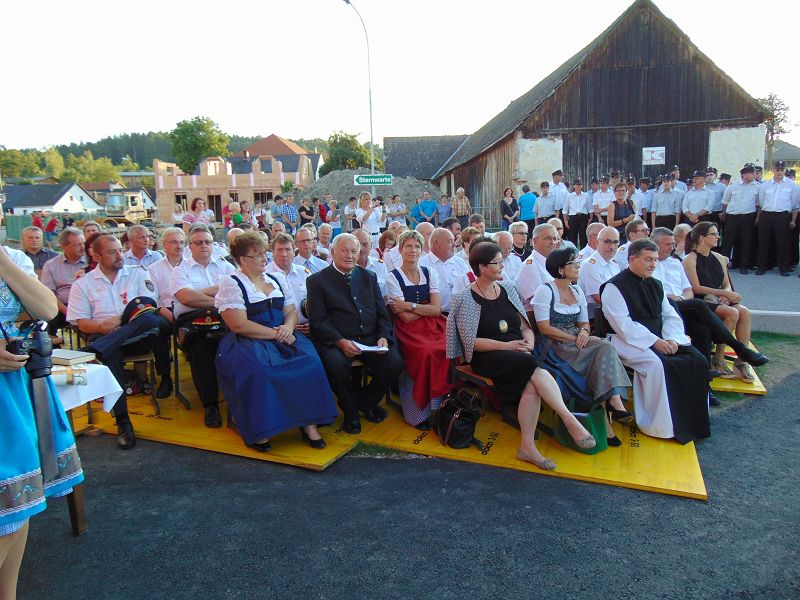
xmin=756 ymin=160 xmax=799 ymax=276
xmin=171 ymin=226 xmax=235 ymax=428
xmin=514 ymin=223 xmax=557 ymax=314
xmin=562 ymin=177 xmax=591 ymax=248
xmin=550 ymin=169 xmax=569 ymax=222
xmin=720 ymin=164 xmax=760 ymax=274
xmin=266 ymin=232 xmax=311 ymax=333
xmin=682 ymin=170 xmax=715 ymax=225
xmin=294 ymin=227 xmax=329 ymax=273
xmin=592 ymin=175 xmax=615 ymax=223
xmin=578 ymin=226 xmax=620 ymax=305
xmin=419 ymin=227 xmax=469 ymax=314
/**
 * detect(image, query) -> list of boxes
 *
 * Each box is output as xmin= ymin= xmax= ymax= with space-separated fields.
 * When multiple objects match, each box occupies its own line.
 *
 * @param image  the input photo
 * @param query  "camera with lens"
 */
xmin=7 ymin=321 xmax=53 ymax=379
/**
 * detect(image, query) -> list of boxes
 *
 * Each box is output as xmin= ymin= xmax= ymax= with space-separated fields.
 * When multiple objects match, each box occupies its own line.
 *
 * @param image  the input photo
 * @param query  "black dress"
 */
xmin=299 ymin=205 xmax=315 ymax=225
xmin=692 ymin=251 xmax=725 ymax=296
xmin=468 ymin=288 xmax=542 ymax=407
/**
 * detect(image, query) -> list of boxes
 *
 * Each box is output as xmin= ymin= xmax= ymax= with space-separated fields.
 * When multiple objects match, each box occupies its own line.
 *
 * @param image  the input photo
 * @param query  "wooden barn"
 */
xmin=431 ymin=0 xmax=768 ymax=228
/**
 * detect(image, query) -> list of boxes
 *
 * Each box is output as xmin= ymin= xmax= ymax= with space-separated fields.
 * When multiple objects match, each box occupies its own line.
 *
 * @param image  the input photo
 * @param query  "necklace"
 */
xmin=475 ymin=280 xmax=508 ymax=333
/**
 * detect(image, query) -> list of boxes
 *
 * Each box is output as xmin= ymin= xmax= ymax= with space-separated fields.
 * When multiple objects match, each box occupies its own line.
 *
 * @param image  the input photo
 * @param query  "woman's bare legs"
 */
xmin=734 ymin=305 xmax=751 ymax=346
xmin=0 ymin=521 xmax=29 ymax=600
xmin=517 ymin=379 xmax=546 ymax=462
xmin=531 ymin=368 xmax=593 ymax=445
xmin=713 ymin=304 xmax=739 ymax=363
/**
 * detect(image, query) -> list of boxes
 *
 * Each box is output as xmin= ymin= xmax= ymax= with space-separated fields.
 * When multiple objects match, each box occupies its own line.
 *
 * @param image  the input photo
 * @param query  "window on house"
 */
xmin=175 ymin=193 xmax=187 ymax=209
xmin=207 ymin=195 xmax=222 ymax=221
xmin=228 ymin=191 xmax=239 ymax=203
xmin=253 ymin=191 xmax=270 ymax=204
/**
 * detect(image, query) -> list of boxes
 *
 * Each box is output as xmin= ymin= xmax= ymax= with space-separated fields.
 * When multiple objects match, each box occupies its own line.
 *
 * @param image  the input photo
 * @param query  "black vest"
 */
xmin=601 ymin=268 xmax=664 ymax=338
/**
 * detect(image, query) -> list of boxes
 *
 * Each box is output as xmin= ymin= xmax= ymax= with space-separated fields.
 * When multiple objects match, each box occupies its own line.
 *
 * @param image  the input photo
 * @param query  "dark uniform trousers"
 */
xmin=669 ymin=298 xmax=748 ymax=363
xmin=85 ymin=313 xmax=171 ymax=419
xmin=720 ymin=213 xmax=756 ymax=269
xmin=180 ymin=333 xmax=221 ymax=408
xmin=757 ymin=211 xmax=791 ymax=272
xmin=567 ymin=213 xmax=589 ymax=248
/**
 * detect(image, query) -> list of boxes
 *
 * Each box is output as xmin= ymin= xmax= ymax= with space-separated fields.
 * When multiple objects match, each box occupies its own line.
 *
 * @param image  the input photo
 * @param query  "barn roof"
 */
xmin=433 ymin=0 xmax=765 ymax=180
xmin=384 ymin=135 xmax=469 ymax=180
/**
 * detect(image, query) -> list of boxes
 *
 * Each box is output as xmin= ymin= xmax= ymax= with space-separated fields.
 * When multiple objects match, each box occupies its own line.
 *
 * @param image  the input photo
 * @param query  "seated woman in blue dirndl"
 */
xmin=215 ymin=232 xmax=338 ymax=452
xmin=0 ymin=245 xmax=84 ymax=595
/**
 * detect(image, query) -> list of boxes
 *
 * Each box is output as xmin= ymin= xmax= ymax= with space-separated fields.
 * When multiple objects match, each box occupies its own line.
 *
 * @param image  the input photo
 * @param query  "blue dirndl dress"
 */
xmin=0 ymin=281 xmax=84 ymax=535
xmin=215 ymin=274 xmax=338 ymax=445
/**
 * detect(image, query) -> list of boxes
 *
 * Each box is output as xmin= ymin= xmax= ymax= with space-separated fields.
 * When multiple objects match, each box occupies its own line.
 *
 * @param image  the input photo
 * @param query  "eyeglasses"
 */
xmin=601 ymin=239 xmax=621 ymax=246
xmin=163 ymin=239 xmax=184 ymax=245
xmin=634 ymin=228 xmax=650 ymax=234
xmin=486 ymin=261 xmax=505 ymax=267
xmin=191 ymin=240 xmax=214 ymax=246
xmin=564 ymin=261 xmax=578 ymax=267
xmin=538 ymin=236 xmax=559 ymax=242
xmin=242 ymin=253 xmax=269 ymax=261
xmin=703 ymin=232 xmax=721 ymax=238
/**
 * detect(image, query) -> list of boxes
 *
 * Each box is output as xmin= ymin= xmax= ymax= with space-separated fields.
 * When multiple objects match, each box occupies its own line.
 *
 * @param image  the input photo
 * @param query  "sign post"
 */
xmin=353 ymin=174 xmax=393 ymax=186
xmin=642 ymin=147 xmax=666 ymax=166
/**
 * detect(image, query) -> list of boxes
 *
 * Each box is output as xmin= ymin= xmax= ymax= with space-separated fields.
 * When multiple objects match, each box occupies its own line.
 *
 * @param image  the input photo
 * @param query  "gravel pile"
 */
xmin=300 ymin=168 xmax=441 ymax=206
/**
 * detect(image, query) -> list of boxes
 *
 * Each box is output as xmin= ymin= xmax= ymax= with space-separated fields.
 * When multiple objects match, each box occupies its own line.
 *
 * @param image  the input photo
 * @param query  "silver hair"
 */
xmin=58 ymin=227 xmax=83 ymax=246
xmin=509 ymin=221 xmax=528 ymax=234
xmin=649 ymin=227 xmax=674 ymax=242
xmin=21 ymin=225 xmax=43 ymax=236
xmin=333 ymin=232 xmax=361 ymax=252
xmin=532 ymin=223 xmax=556 ymax=238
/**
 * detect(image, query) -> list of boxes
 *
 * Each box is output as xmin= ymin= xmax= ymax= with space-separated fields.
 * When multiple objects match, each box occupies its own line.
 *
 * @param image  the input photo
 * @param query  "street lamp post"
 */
xmin=342 ymin=0 xmax=376 ymax=197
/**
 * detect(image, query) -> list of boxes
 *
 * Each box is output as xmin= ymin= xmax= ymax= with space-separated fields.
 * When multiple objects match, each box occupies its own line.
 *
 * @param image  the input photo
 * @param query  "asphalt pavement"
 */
xmin=17 ymin=365 xmax=800 ymax=600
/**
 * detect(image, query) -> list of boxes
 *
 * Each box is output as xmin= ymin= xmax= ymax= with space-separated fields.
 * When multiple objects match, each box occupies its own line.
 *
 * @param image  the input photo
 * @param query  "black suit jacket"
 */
xmin=306 ymin=265 xmax=393 ymax=346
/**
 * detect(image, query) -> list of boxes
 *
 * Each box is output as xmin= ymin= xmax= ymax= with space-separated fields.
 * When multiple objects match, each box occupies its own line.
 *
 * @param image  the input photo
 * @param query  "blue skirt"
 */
xmin=216 ymin=332 xmax=338 ymax=444
xmin=0 ymin=371 xmax=84 ymax=531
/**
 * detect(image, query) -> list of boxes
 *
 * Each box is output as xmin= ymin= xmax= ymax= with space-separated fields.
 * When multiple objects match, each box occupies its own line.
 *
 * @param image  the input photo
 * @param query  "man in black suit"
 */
xmin=307 ymin=233 xmax=403 ymax=434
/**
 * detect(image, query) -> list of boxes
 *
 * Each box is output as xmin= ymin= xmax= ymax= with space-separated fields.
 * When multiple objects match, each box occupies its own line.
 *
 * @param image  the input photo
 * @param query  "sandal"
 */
xmin=711 ymin=358 xmax=736 ymax=379
xmin=732 ymin=361 xmax=755 ymax=383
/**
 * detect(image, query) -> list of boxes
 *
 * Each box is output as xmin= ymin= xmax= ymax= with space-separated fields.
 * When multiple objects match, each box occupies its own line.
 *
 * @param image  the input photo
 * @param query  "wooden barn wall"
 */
xmin=449 ymin=137 xmax=515 ymax=230
xmin=519 ymin=3 xmax=763 ymax=181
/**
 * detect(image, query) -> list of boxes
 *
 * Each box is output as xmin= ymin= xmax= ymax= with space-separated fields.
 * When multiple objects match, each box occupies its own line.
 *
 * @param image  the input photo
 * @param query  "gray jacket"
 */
xmin=446 ymin=280 xmax=529 ymax=362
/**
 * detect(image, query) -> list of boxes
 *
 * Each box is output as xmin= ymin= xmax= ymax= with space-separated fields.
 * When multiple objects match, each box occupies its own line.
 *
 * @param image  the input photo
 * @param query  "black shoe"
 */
xmin=709 ymin=369 xmax=722 ymax=380
xmin=780 ymin=270 xmax=790 ymax=277
xmin=755 ymin=269 xmax=766 ymax=275
xmin=606 ymin=435 xmax=622 ymax=447
xmin=342 ymin=419 xmax=361 ymax=434
xmin=248 ymin=440 xmax=272 ymax=452
xmin=709 ymin=393 xmax=721 ymax=407
xmin=299 ymin=428 xmax=326 ymax=449
xmin=415 ymin=421 xmax=430 ymax=431
xmin=156 ymin=378 xmax=173 ymax=399
xmin=606 ymin=404 xmax=633 ymax=424
xmin=204 ymin=405 xmax=222 ymax=428
xmin=117 ymin=420 xmax=136 ymax=450
xmin=361 ymin=405 xmax=388 ymax=424
xmin=736 ymin=347 xmax=769 ymax=367
xmin=739 ymin=267 xmax=748 ymax=275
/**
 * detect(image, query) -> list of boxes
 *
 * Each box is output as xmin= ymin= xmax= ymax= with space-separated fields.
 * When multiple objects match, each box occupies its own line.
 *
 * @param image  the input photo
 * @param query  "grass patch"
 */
xmin=348 ymin=442 xmax=414 ymax=459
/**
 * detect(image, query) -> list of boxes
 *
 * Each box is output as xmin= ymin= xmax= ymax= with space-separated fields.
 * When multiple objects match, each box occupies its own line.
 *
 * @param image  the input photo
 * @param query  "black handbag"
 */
xmin=436 ymin=388 xmax=484 ymax=450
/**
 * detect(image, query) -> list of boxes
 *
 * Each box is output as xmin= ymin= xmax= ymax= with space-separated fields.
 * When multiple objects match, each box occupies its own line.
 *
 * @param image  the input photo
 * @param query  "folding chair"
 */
xmin=123 ymin=352 xmax=159 ymax=414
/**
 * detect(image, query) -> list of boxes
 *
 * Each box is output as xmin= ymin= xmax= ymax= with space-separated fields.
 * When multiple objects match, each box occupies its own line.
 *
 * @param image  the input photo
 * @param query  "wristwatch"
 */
xmin=411 ymin=302 xmax=417 ymax=312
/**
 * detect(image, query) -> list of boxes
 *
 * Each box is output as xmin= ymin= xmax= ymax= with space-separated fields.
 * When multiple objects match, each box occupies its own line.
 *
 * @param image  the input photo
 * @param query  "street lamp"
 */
xmin=342 ymin=0 xmax=376 ymax=196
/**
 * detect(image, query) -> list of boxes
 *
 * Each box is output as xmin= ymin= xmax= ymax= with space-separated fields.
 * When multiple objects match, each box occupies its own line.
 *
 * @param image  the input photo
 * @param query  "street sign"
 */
xmin=642 ymin=147 xmax=666 ymax=166
xmin=354 ymin=174 xmax=393 ymax=186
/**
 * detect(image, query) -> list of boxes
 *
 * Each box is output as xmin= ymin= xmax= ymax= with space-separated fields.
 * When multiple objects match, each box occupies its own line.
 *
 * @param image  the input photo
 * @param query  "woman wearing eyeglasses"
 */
xmin=447 ymin=240 xmax=596 ymax=471
xmin=682 ymin=222 xmax=755 ymax=383
xmin=214 ymin=232 xmax=337 ymax=451
xmin=532 ymin=248 xmax=632 ymax=446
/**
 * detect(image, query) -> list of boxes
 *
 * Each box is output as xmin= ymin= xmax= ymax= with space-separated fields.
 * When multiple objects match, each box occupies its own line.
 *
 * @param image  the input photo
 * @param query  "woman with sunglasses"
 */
xmin=532 ymin=248 xmax=632 ymax=445
xmin=214 ymin=232 xmax=337 ymax=451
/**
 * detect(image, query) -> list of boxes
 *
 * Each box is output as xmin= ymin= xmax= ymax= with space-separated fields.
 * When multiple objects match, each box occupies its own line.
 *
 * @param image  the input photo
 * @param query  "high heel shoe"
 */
xmin=606 ymin=435 xmax=622 ymax=447
xmin=248 ymin=440 xmax=272 ymax=452
xmin=299 ymin=428 xmax=327 ymax=450
xmin=516 ymin=448 xmax=556 ymax=471
xmin=606 ymin=404 xmax=634 ymax=424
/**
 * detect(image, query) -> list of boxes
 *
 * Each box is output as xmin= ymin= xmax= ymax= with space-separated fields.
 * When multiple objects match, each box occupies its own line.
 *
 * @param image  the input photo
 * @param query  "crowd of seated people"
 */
xmin=24 ymin=178 xmax=773 ymax=467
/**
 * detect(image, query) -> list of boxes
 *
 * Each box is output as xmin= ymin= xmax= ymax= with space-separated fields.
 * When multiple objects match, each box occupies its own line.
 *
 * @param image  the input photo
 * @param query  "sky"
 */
xmin=3 ymin=0 xmax=799 ymax=152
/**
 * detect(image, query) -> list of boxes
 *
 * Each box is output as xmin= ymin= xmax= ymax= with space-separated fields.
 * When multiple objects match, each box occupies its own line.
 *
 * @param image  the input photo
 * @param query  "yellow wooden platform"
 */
xmin=359 ymin=409 xmax=707 ymax=500
xmin=710 ymin=343 xmax=767 ymax=395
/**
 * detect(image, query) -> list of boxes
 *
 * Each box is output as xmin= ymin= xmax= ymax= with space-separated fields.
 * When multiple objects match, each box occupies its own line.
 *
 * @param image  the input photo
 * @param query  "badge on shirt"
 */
xmin=588 ymin=258 xmax=596 ymax=264
xmin=120 ymin=291 xmax=128 ymax=304
xmin=145 ymin=279 xmax=155 ymax=292
xmin=526 ymin=258 xmax=533 ymax=264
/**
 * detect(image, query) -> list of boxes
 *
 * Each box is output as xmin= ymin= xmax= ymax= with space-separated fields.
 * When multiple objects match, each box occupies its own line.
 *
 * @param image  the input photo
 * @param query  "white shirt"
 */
xmin=386 ymin=264 xmax=440 ymax=301
xmin=682 ymin=187 xmax=715 ymax=215
xmin=722 ymin=180 xmax=759 ymax=215
xmin=577 ymin=250 xmax=620 ymax=300
xmin=215 ymin=271 xmax=292 ymax=313
xmin=383 ymin=246 xmax=402 ymax=273
xmin=355 ymin=207 xmax=382 ymax=234
xmin=653 ymin=257 xmax=691 ymax=297
xmin=614 ymin=243 xmax=630 ymax=270
xmin=592 ymin=189 xmax=614 ymax=214
xmin=67 ymin=265 xmax=156 ymax=323
xmin=419 ymin=253 xmax=469 ymax=313
xmin=147 ymin=256 xmax=182 ymax=310
xmin=363 ymin=257 xmax=389 ymax=299
xmin=183 ymin=243 xmax=228 ymax=260
xmin=123 ymin=248 xmax=163 ymax=268
xmin=2 ymin=246 xmax=36 ymax=277
xmin=563 ymin=192 xmax=591 ymax=215
xmin=576 ymin=245 xmax=597 ymax=264
xmin=202 ymin=208 xmax=216 ymax=222
xmin=170 ymin=256 xmax=235 ymax=317
xmin=513 ymin=250 xmax=554 ymax=312
xmin=532 ymin=282 xmax=589 ymax=324
xmin=293 ymin=254 xmax=328 ymax=274
xmin=551 ymin=181 xmax=569 ymax=211
xmin=502 ymin=253 xmax=522 ymax=281
xmin=757 ymin=178 xmax=799 ymax=212
xmin=601 ymin=280 xmax=690 ymax=348
xmin=265 ymin=261 xmax=309 ymax=324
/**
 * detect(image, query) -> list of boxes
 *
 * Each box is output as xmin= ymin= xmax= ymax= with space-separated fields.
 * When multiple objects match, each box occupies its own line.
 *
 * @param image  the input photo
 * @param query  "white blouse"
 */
xmin=214 ymin=271 xmax=293 ymax=313
xmin=355 ymin=207 xmax=382 ymax=234
xmin=386 ymin=264 xmax=440 ymax=301
xmin=532 ymin=282 xmax=589 ymax=323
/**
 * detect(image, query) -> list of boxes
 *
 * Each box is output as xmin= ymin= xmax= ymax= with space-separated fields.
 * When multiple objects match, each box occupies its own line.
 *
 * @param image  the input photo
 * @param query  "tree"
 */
xmin=319 ymin=131 xmax=384 ymax=177
xmin=42 ymin=148 xmax=65 ymax=179
xmin=169 ymin=116 xmax=230 ymax=175
xmin=61 ymin=150 xmax=120 ymax=182
xmin=0 ymin=148 xmax=43 ymax=178
xmin=759 ymin=93 xmax=791 ymax=165
xmin=119 ymin=155 xmax=140 ymax=172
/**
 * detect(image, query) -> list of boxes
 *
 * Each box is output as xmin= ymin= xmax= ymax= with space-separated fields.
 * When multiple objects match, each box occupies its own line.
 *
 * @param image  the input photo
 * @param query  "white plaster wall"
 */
xmin=708 ymin=125 xmax=766 ymax=176
xmin=515 ymin=136 xmax=563 ymax=194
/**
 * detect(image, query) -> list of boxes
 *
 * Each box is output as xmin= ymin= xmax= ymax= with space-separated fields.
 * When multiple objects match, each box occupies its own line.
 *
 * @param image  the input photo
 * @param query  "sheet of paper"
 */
xmin=353 ymin=341 xmax=389 ymax=353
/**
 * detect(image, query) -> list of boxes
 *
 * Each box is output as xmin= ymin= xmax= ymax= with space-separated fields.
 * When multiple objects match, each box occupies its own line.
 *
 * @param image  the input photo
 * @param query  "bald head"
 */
xmin=430 ymin=227 xmax=455 ymax=261
xmin=586 ymin=222 xmax=605 ymax=250
xmin=227 ymin=227 xmax=244 ymax=246
xmin=494 ymin=231 xmax=513 ymax=258
xmin=415 ymin=221 xmax=434 ymax=251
